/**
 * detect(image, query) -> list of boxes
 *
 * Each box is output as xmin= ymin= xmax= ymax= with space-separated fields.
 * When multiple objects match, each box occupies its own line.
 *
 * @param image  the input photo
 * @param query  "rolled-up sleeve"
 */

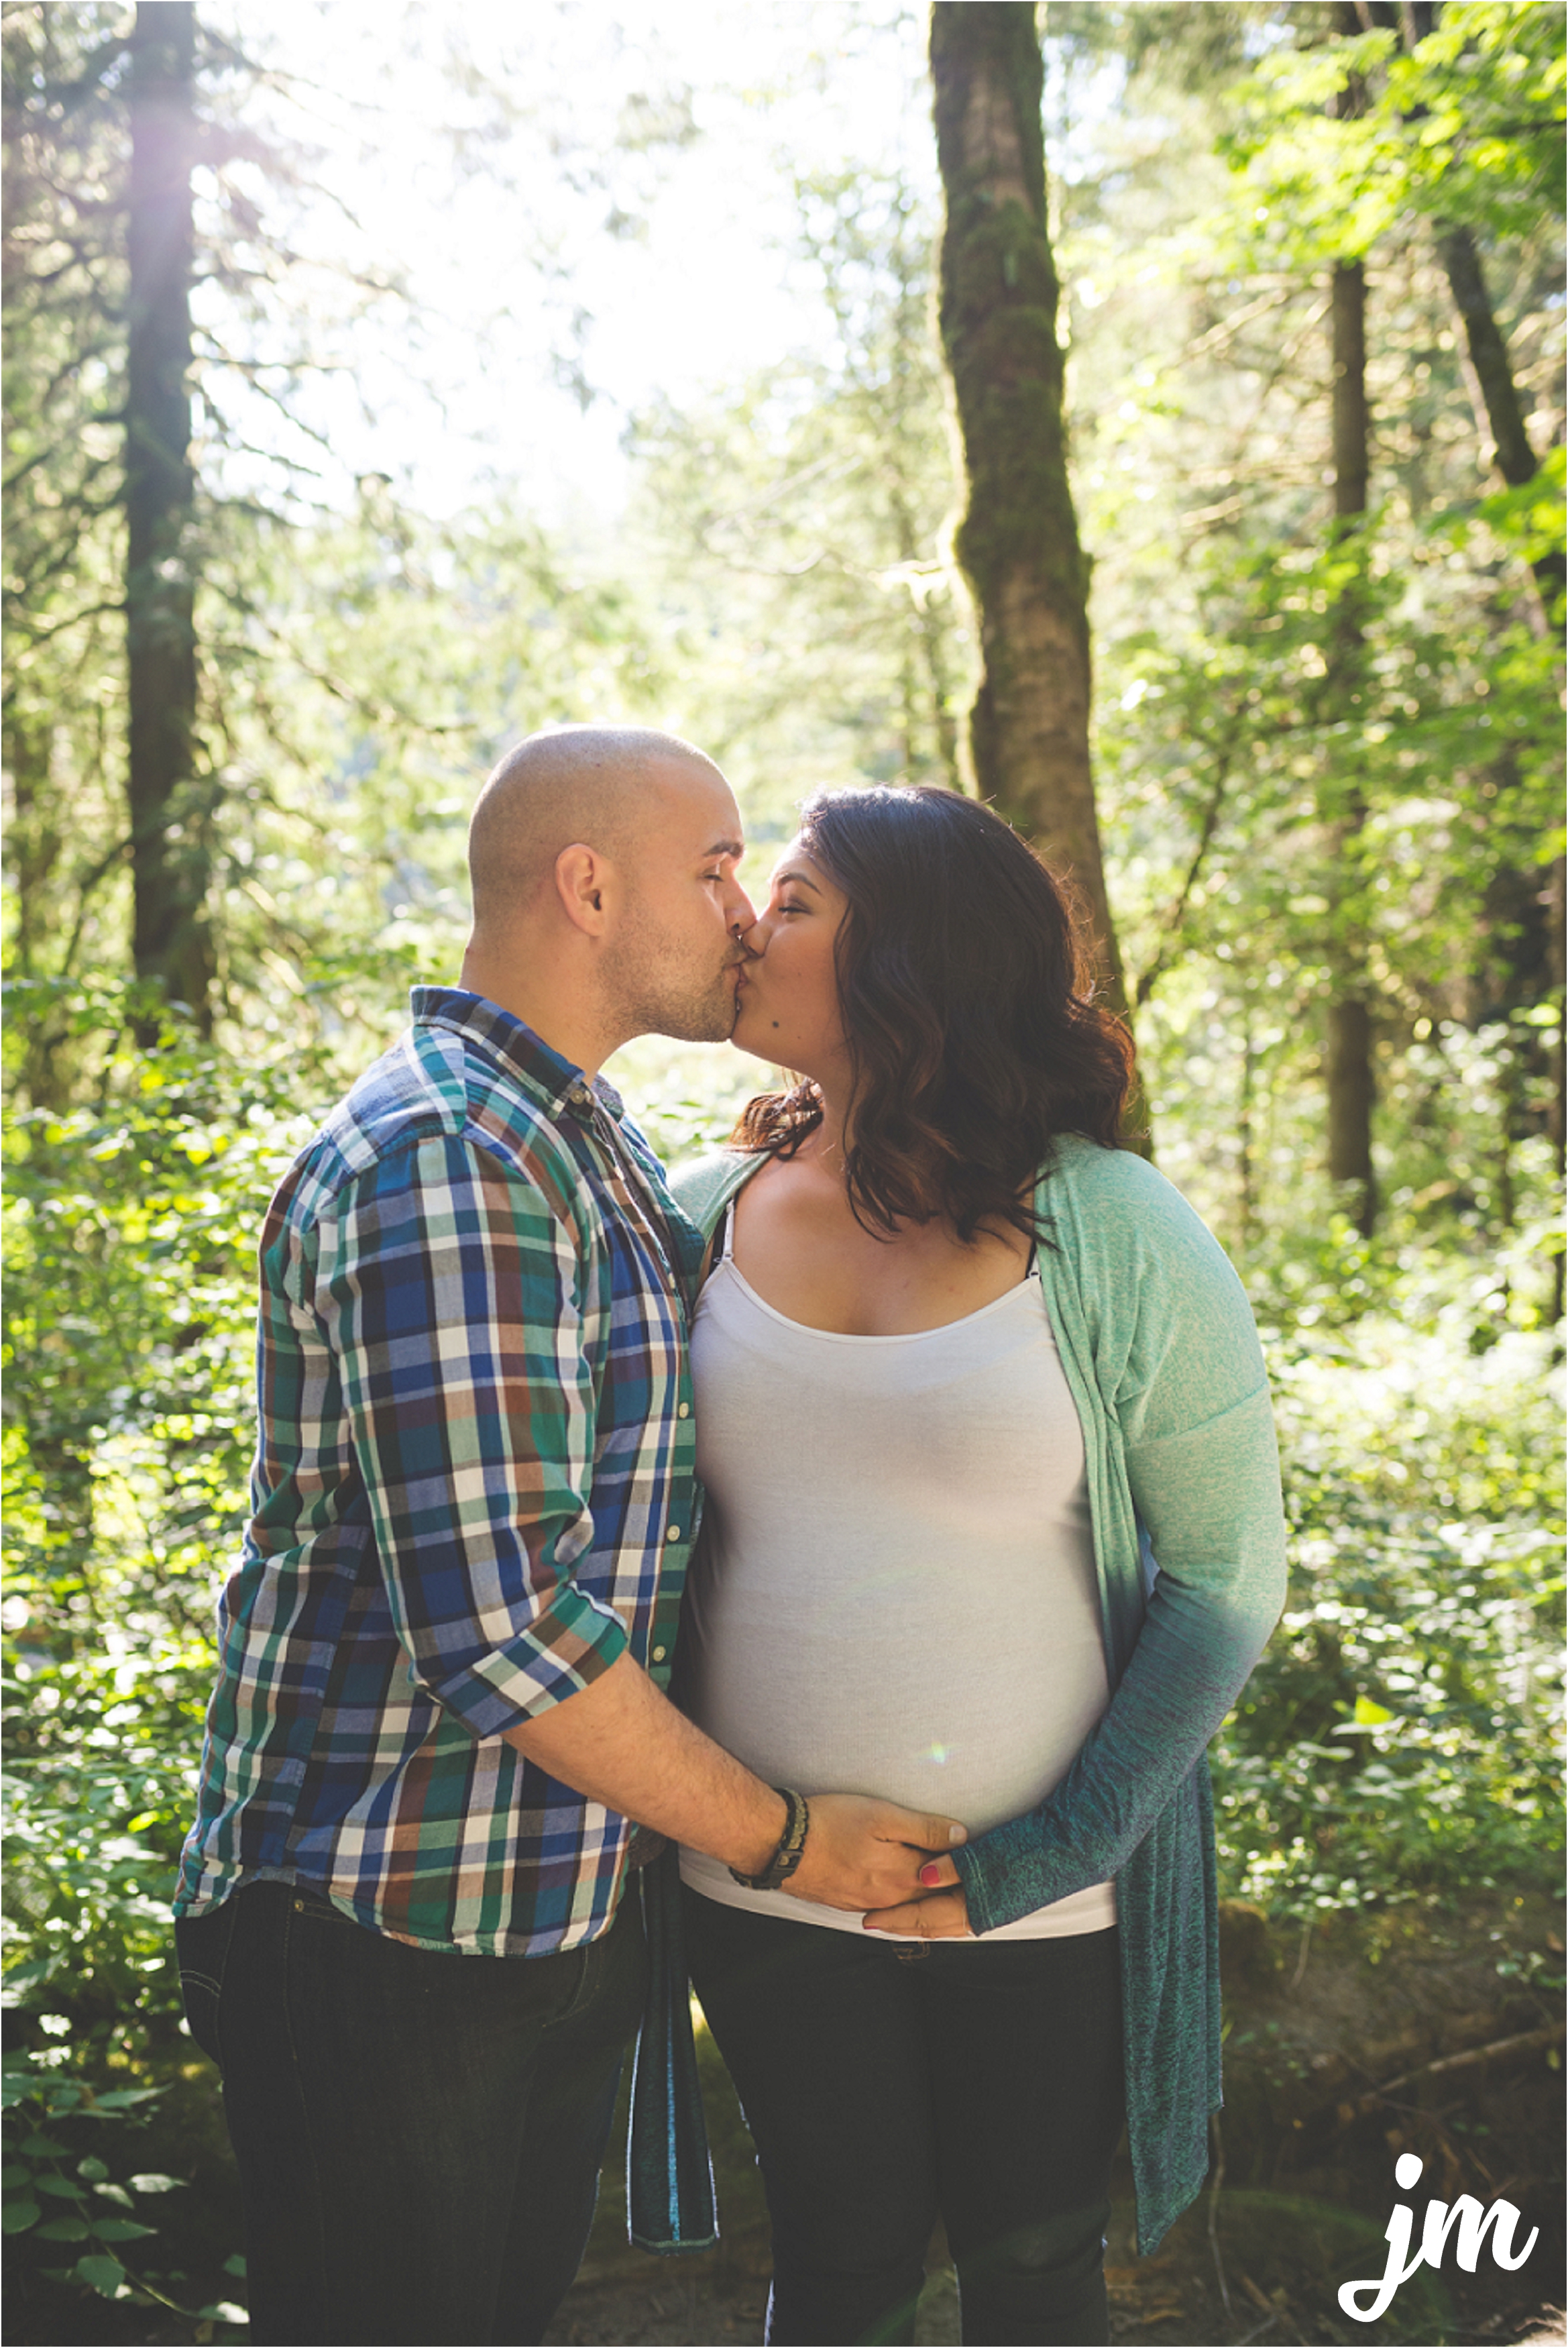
xmin=309 ymin=1132 xmax=628 ymax=1740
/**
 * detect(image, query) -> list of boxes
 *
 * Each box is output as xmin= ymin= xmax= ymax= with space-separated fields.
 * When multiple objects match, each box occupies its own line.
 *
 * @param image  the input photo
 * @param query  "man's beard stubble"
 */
xmin=603 ymin=912 xmax=740 ymax=1045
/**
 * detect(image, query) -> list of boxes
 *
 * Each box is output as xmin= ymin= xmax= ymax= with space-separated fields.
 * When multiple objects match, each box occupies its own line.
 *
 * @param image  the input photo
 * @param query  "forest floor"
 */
xmin=5 ymin=1896 xmax=1562 ymax=2348
xmin=543 ymin=1892 xmax=1566 ymax=2348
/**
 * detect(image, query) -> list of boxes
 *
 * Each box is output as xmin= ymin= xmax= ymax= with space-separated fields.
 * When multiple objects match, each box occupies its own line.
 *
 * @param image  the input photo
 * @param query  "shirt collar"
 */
xmin=409 ymin=987 xmax=626 ymax=1124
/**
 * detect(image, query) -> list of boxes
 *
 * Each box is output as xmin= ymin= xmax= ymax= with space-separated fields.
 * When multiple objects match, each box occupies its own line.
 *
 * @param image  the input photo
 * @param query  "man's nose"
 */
xmin=726 ymin=877 xmax=758 ymax=937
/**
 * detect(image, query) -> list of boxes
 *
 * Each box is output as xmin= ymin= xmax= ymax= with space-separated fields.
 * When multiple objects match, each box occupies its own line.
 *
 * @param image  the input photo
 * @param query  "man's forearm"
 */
xmin=502 ymin=1652 xmax=968 ymax=1912
xmin=503 ymin=1650 xmax=787 ymax=1876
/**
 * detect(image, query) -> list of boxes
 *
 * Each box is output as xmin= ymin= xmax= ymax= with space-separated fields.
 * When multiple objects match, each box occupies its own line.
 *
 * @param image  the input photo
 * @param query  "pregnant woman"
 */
xmin=665 ymin=786 xmax=1288 ymax=2348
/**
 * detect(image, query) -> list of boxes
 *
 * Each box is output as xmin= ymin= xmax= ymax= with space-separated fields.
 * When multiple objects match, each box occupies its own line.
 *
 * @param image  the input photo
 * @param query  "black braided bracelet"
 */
xmin=728 ymin=1787 xmax=811 ymax=1891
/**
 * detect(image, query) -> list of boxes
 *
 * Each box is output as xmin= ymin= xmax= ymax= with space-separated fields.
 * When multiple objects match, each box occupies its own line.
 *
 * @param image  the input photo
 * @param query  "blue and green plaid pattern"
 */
xmin=174 ymin=988 xmax=704 ymax=1956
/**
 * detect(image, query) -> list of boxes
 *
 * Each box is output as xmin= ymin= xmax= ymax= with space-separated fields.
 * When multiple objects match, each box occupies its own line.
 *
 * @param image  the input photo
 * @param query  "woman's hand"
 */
xmin=861 ymin=1855 xmax=972 ymax=1939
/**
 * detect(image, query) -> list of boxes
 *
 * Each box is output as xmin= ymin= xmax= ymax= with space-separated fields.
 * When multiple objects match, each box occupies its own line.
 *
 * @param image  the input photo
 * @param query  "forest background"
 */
xmin=3 ymin=3 xmax=1563 ymax=2343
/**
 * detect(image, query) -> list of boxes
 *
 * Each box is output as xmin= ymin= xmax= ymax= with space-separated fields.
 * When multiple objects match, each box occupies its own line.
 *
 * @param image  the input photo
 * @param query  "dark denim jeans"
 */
xmin=174 ymin=1881 xmax=645 ymax=2347
xmin=685 ymin=1890 xmax=1125 ymax=2348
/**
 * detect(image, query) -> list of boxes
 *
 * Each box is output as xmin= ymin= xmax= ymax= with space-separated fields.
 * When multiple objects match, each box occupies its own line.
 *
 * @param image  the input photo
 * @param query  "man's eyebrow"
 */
xmin=705 ymin=837 xmax=744 ymax=861
xmin=772 ymin=865 xmax=822 ymax=892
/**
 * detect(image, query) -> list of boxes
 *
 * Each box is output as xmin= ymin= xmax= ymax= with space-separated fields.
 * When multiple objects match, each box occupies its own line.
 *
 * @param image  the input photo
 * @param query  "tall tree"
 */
xmin=928 ymin=1 xmax=1129 ymax=1020
xmin=1317 ymin=7 xmax=1380 ymax=1236
xmin=1322 ymin=232 xmax=1379 ymax=1235
xmin=125 ymin=1 xmax=209 ymax=1031
xmin=3 ymin=4 xmax=131 ymax=1097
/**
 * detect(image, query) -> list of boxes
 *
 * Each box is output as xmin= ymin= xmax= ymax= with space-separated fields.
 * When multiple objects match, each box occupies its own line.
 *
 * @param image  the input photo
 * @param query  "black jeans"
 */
xmin=174 ymin=1880 xmax=645 ymax=2347
xmin=685 ymin=1889 xmax=1125 ymax=2348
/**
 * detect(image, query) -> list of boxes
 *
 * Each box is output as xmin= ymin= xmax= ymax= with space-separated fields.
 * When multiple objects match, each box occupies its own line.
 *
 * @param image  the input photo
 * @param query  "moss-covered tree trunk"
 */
xmin=125 ymin=1 xmax=210 ymax=1034
xmin=928 ymin=1 xmax=1128 ymax=1020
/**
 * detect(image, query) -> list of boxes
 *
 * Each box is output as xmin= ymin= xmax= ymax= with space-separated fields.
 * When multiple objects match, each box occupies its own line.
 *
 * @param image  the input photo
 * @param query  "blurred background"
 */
xmin=3 ymin=3 xmax=1563 ymax=2342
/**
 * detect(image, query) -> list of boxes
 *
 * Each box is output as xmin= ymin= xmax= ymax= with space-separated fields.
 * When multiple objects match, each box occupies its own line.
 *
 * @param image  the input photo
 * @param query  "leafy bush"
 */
xmin=1215 ymin=1261 xmax=1564 ymax=1922
xmin=1 ymin=2056 xmax=245 ymax=2339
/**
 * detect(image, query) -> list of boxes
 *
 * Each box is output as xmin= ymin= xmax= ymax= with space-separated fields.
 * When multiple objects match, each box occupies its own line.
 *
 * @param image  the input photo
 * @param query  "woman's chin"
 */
xmin=729 ymin=1001 xmax=779 ymax=1069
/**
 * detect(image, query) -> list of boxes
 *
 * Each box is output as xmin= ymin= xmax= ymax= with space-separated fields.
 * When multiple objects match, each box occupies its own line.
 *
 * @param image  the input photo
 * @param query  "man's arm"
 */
xmin=320 ymin=1132 xmax=960 ymax=1913
xmin=506 ymin=1648 xmax=966 ymax=1912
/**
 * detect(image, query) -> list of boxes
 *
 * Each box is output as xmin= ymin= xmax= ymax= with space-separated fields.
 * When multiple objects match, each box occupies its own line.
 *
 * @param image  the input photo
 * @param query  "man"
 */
xmin=172 ymin=727 xmax=962 ymax=2347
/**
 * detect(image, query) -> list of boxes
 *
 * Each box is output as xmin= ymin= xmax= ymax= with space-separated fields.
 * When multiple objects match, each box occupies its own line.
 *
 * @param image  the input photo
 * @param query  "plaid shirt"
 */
xmin=174 ymin=988 xmax=704 ymax=1957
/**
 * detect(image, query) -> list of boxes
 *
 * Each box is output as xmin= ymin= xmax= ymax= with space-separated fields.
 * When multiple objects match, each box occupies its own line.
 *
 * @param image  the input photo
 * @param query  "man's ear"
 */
xmin=553 ymin=843 xmax=612 ymax=937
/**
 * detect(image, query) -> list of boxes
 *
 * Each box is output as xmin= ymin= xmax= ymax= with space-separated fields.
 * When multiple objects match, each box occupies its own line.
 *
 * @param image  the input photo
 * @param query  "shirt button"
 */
xmin=666 ymin=1525 xmax=682 ymax=1543
xmin=652 ymin=1645 xmax=667 ymax=1663
xmin=677 ymin=1402 xmax=690 ymax=1419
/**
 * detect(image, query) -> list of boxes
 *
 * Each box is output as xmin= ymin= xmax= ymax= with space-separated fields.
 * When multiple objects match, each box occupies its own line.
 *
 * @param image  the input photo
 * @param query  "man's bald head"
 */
xmin=468 ymin=725 xmax=728 ymax=934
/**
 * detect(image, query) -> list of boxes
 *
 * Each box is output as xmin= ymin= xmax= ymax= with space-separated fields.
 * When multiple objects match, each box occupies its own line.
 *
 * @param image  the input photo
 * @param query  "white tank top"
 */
xmin=678 ymin=1220 xmax=1117 ymax=1939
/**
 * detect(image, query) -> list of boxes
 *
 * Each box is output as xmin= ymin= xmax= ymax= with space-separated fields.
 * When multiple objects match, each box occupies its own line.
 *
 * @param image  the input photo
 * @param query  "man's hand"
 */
xmin=784 ymin=1795 xmax=966 ymax=1913
xmin=861 ymin=1852 xmax=972 ymax=1939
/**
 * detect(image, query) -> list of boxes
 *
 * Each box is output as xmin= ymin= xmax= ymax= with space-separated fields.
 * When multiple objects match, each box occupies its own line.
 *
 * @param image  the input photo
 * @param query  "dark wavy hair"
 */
xmin=730 ymin=785 xmax=1137 ymax=1243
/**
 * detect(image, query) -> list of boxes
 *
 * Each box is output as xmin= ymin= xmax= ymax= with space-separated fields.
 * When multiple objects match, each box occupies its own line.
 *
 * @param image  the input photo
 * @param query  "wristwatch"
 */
xmin=728 ymin=1788 xmax=811 ymax=1891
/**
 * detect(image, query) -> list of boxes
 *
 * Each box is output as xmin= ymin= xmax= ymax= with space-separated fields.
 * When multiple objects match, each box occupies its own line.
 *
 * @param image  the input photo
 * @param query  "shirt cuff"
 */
xmin=422 ymin=1583 xmax=630 ymax=1740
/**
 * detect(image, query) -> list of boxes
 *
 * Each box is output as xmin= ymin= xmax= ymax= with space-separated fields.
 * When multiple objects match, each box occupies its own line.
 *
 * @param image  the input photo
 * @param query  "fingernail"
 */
xmin=919 ymin=1863 xmax=942 ymax=1887
xmin=948 ymin=1825 xmax=967 ymax=1846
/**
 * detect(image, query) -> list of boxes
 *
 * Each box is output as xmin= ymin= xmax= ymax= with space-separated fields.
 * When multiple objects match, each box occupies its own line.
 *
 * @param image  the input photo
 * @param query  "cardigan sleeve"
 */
xmin=954 ymin=1161 xmax=1288 ymax=1935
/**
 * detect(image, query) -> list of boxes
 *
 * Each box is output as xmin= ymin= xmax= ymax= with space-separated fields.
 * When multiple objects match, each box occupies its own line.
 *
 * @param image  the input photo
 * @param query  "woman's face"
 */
xmin=732 ymin=836 xmax=849 ymax=1081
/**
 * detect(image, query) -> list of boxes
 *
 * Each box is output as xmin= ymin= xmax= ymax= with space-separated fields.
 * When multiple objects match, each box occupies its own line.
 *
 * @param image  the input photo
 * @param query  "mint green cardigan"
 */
xmin=628 ymin=1136 xmax=1287 ymax=2259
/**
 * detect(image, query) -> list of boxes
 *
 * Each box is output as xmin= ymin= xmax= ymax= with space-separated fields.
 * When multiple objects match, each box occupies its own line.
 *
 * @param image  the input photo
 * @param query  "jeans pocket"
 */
xmin=174 ymin=1897 xmax=240 ymax=2070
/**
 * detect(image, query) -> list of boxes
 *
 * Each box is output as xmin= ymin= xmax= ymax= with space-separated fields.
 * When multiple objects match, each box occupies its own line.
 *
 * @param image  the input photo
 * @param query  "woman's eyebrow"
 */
xmin=771 ymin=866 xmax=822 ymax=892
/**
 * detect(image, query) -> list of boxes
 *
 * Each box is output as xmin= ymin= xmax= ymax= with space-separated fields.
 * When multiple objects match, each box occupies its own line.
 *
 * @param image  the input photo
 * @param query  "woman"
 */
xmin=649 ymin=784 xmax=1286 ymax=2347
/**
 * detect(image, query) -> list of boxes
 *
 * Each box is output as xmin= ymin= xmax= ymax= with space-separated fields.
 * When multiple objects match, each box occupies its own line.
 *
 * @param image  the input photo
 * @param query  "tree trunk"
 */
xmin=928 ymin=1 xmax=1128 ymax=1021
xmin=1321 ymin=21 xmax=1379 ymax=1236
xmin=1548 ymin=855 xmax=1566 ymax=1332
xmin=1433 ymin=221 xmax=1565 ymax=620
xmin=1367 ymin=0 xmax=1563 ymax=619
xmin=125 ymin=1 xmax=210 ymax=1034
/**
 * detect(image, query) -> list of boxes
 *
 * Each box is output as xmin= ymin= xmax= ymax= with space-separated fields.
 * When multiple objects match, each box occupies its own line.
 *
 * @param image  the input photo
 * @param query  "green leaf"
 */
xmin=1 ymin=2196 xmax=41 ymax=2232
xmin=17 ymin=2133 xmax=69 ymax=2156
xmin=91 ymin=2215 xmax=157 ymax=2241
xmin=75 ymin=2155 xmax=109 ymax=2182
xmin=36 ymin=2213 xmax=91 ymax=2240
xmin=1 ymin=2162 xmax=32 ymax=2188
xmin=74 ymin=2252 xmax=126 ymax=2296
xmin=93 ymin=2182 xmax=135 ymax=2208
xmin=36 ymin=2174 xmax=87 ymax=2198
xmin=223 ymin=2253 xmax=247 ymax=2277
xmin=126 ymin=2171 xmax=185 ymax=2193
xmin=1354 ymin=1694 xmax=1396 ymax=1725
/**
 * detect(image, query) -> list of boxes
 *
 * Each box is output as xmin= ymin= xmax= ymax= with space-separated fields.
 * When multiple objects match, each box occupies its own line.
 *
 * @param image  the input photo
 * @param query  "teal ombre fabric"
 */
xmin=628 ymin=1136 xmax=1287 ymax=2257
xmin=627 ymin=1848 xmax=718 ymax=2253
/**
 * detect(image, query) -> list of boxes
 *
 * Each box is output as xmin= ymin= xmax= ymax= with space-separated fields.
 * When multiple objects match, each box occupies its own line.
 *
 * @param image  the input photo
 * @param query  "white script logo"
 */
xmin=1337 ymin=2153 xmax=1540 ymax=2323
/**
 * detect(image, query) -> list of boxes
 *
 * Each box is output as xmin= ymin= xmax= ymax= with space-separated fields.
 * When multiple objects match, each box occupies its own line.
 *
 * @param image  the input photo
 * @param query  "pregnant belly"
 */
xmin=681 ymin=1544 xmax=1111 ymax=1840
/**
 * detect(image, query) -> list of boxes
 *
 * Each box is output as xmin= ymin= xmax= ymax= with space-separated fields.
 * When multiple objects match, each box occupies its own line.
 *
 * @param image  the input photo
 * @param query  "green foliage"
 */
xmin=1 ymin=6 xmax=1563 ymax=2333
xmin=1219 ymin=2 xmax=1566 ymax=259
xmin=1 ymin=2058 xmax=245 ymax=2333
xmin=2 ymin=988 xmax=329 ymax=2056
xmin=1215 ymin=1267 xmax=1563 ymax=1922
